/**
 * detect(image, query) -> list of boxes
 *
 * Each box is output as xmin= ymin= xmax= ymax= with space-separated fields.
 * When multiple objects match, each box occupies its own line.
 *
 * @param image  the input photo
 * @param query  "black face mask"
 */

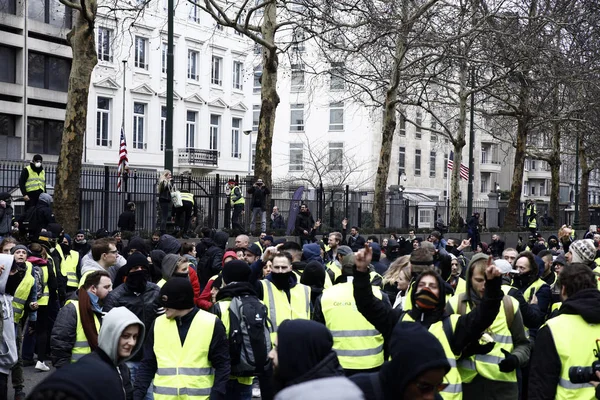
xmin=173 ymin=272 xmax=188 ymax=279
xmin=446 ymin=245 xmax=454 ymax=253
xmin=513 ymin=270 xmax=534 ymax=288
xmin=126 ymin=270 xmax=149 ymax=292
xmin=271 ymin=271 xmax=292 ymax=290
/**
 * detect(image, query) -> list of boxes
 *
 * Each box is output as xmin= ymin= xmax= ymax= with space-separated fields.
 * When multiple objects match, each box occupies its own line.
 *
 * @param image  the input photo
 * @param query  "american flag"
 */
xmin=117 ymin=126 xmax=129 ymax=194
xmin=447 ymin=150 xmax=469 ymax=181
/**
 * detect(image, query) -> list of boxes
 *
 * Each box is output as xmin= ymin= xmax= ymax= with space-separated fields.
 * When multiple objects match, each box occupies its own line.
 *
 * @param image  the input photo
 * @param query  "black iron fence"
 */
xmin=0 ymin=160 xmax=590 ymax=234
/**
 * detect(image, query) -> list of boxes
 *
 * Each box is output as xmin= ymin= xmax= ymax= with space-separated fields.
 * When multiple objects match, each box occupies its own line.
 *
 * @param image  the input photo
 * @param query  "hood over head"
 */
xmin=150 ymin=249 xmax=166 ymax=270
xmin=38 ymin=193 xmax=53 ymax=205
xmin=302 ymin=243 xmax=322 ymax=262
xmin=126 ymin=237 xmax=150 ymax=257
xmin=213 ymin=231 xmax=230 ymax=249
xmin=222 ymin=250 xmax=238 ymax=266
xmin=161 ymin=254 xmax=181 ymax=280
xmin=369 ymin=243 xmax=381 ymax=262
xmin=98 ymin=307 xmax=145 ymax=365
xmin=157 ymin=234 xmax=181 ymax=254
xmin=408 ymin=270 xmax=448 ymax=323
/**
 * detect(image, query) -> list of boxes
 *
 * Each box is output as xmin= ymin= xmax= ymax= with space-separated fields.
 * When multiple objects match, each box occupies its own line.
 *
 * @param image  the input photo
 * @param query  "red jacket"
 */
xmin=188 ymin=267 xmax=202 ymax=308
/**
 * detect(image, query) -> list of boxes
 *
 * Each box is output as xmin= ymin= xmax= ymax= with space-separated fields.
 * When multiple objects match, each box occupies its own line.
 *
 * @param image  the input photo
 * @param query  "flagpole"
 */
xmin=121 ymin=61 xmax=128 ymax=198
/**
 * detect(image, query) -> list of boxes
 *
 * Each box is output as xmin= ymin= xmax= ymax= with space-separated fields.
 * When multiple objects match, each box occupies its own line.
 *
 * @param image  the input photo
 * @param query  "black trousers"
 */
xmin=232 ymin=204 xmax=244 ymax=232
xmin=175 ymin=201 xmax=193 ymax=234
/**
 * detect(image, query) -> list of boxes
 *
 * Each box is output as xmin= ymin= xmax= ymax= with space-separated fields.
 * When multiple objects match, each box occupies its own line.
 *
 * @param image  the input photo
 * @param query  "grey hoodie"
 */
xmin=98 ymin=307 xmax=145 ymax=365
xmin=81 ymin=252 xmax=125 ymax=283
xmin=0 ymin=254 xmax=17 ymax=374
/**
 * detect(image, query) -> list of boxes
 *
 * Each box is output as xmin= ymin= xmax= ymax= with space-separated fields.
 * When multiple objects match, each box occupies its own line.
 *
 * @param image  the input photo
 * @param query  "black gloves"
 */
xmin=460 ymin=341 xmax=495 ymax=359
xmin=498 ymin=349 xmax=519 ymax=372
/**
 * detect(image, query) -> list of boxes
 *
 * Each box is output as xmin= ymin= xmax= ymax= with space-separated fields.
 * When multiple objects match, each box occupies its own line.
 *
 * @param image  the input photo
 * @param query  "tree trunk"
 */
xmin=255 ymin=1 xmax=279 ymax=191
xmin=580 ymin=144 xmax=590 ymax=229
xmin=504 ymin=116 xmax=528 ymax=230
xmin=449 ymin=63 xmax=468 ymax=229
xmin=54 ymin=11 xmax=97 ymax=234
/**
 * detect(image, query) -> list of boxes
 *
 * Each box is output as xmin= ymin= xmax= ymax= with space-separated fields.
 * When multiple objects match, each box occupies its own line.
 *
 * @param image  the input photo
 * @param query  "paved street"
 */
xmin=8 ymin=363 xmax=55 ymax=398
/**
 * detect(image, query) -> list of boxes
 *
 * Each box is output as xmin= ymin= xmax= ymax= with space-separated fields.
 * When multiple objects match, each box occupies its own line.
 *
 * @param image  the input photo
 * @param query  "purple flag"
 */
xmin=286 ymin=186 xmax=305 ymax=236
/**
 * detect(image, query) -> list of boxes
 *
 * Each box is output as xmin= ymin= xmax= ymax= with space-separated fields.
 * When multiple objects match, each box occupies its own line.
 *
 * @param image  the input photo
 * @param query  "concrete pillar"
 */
xmin=487 ymin=192 xmax=499 ymax=229
xmin=388 ymin=185 xmax=402 ymax=229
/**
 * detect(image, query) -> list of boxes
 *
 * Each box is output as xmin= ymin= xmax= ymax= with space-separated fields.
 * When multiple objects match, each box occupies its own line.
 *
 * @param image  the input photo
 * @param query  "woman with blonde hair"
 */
xmin=383 ymin=255 xmax=410 ymax=308
xmin=157 ymin=170 xmax=173 ymax=234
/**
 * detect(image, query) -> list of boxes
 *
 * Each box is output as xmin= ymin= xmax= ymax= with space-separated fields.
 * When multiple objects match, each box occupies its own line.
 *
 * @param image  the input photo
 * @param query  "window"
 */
xmin=444 ymin=153 xmax=448 ymax=178
xmin=210 ymin=114 xmax=220 ymax=151
xmin=186 ymin=111 xmax=197 ymax=148
xmin=419 ymin=209 xmax=432 ymax=225
xmin=540 ymin=181 xmax=546 ymax=196
xmin=290 ymin=104 xmax=304 ymax=131
xmin=96 ymin=97 xmax=111 ymax=147
xmin=531 ymin=159 xmax=537 ymax=170
xmin=330 ymin=62 xmax=344 ymax=90
xmin=0 ymin=46 xmax=16 ymax=83
xmin=481 ymin=174 xmax=489 ymax=193
xmin=329 ymin=142 xmax=344 ymax=171
xmin=399 ymin=147 xmax=405 ymax=175
xmin=292 ymin=30 xmax=305 ymax=52
xmin=160 ymin=106 xmax=166 ymax=151
xmin=161 ymin=43 xmax=173 ymax=74
xmin=132 ymin=102 xmax=146 ymax=150
xmin=430 ymin=151 xmax=436 ymax=178
xmin=252 ymin=105 xmax=260 ymax=132
xmin=523 ymin=180 xmax=529 ymax=196
xmin=211 ymin=56 xmax=223 ymax=85
xmin=481 ymin=145 xmax=489 ymax=164
xmin=531 ymin=184 xmax=536 ymax=196
xmin=291 ymin=64 xmax=304 ymax=91
xmin=289 ymin=143 xmax=303 ymax=171
xmin=524 ymin=158 xmax=530 ymax=171
xmin=188 ymin=50 xmax=199 ymax=80
xmin=96 ymin=27 xmax=112 ymax=62
xmin=399 ymin=114 xmax=406 ymax=136
xmin=253 ymin=65 xmax=262 ymax=93
xmin=189 ymin=2 xmax=200 ymax=22
xmin=28 ymin=52 xmax=71 ymax=92
xmin=415 ymin=111 xmax=422 ymax=139
xmin=431 ymin=117 xmax=437 ymax=132
xmin=0 ymin=0 xmax=16 ymax=14
xmin=28 ymin=0 xmax=71 ymax=28
xmin=134 ymin=36 xmax=148 ymax=69
xmin=431 ymin=134 xmax=437 ymax=142
xmin=232 ymin=118 xmax=241 ymax=158
xmin=0 ymin=114 xmax=16 ymax=136
xmin=415 ymin=149 xmax=421 ymax=176
xmin=329 ymin=102 xmax=344 ymax=131
xmin=233 ymin=61 xmax=243 ymax=90
xmin=27 ymin=117 xmax=62 ymax=155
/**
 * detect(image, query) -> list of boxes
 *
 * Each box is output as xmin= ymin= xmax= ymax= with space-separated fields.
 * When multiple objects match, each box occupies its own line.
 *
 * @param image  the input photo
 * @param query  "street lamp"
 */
xmin=244 ymin=129 xmax=252 ymax=176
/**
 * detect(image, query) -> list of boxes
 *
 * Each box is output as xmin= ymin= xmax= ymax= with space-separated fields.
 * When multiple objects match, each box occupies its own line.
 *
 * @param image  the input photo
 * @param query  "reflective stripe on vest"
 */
xmin=230 ymin=186 xmax=245 ymax=206
xmin=547 ymin=314 xmax=599 ymax=399
xmin=25 ymin=166 xmax=45 ymax=193
xmin=56 ymin=246 xmax=80 ymax=288
xmin=157 ymin=279 xmax=166 ymax=288
xmin=70 ymin=300 xmax=101 ymax=363
xmin=448 ymin=294 xmax=519 ymax=383
xmin=321 ymin=282 xmax=384 ymax=370
xmin=38 ymin=264 xmax=49 ymax=306
xmin=522 ymin=278 xmax=548 ymax=335
xmin=261 ymin=280 xmax=310 ymax=343
xmin=215 ymin=301 xmax=254 ymax=386
xmin=180 ymin=192 xmax=194 ymax=204
xmin=12 ymin=263 xmax=34 ymax=323
xmin=402 ymin=313 xmax=463 ymax=400
xmin=153 ymin=310 xmax=216 ymax=400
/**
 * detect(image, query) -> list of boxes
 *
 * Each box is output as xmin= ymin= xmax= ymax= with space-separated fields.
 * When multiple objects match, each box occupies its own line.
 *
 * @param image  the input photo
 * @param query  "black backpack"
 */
xmin=228 ymin=295 xmax=272 ymax=377
xmin=19 ymin=205 xmax=41 ymax=237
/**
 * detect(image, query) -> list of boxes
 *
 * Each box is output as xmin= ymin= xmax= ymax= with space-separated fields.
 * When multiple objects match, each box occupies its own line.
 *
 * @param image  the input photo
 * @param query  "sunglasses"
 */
xmin=415 ymin=381 xmax=449 ymax=394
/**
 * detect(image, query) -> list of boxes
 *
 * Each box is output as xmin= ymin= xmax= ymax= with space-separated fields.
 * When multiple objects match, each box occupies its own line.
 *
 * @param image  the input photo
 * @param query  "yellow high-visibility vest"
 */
xmin=25 ymin=166 xmax=45 ymax=193
xmin=13 ymin=262 xmax=34 ymax=323
xmin=153 ymin=310 xmax=216 ymax=399
xmin=180 ymin=192 xmax=194 ymax=204
xmin=69 ymin=299 xmax=101 ymax=363
xmin=37 ymin=263 xmax=49 ymax=306
xmin=56 ymin=245 xmax=80 ymax=289
xmin=320 ymin=282 xmax=384 ymax=370
xmin=230 ymin=186 xmax=245 ymax=206
xmin=546 ymin=313 xmax=599 ymax=399
xmin=260 ymin=280 xmax=310 ymax=343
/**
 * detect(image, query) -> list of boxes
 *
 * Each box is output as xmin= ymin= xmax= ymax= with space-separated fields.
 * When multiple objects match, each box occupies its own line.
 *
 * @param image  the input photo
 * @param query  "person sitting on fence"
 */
xmin=117 ymin=202 xmax=136 ymax=233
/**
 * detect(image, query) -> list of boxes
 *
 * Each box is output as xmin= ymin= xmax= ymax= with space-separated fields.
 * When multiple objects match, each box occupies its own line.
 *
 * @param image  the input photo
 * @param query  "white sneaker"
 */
xmin=35 ymin=361 xmax=50 ymax=372
xmin=252 ymin=387 xmax=261 ymax=398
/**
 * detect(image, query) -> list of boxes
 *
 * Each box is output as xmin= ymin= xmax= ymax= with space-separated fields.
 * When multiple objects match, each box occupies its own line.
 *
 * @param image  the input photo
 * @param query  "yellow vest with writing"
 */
xmin=402 ymin=313 xmax=463 ymax=400
xmin=25 ymin=166 xmax=45 ymax=193
xmin=448 ymin=294 xmax=519 ymax=383
xmin=13 ymin=262 xmax=35 ymax=323
xmin=546 ymin=314 xmax=599 ymax=400
xmin=69 ymin=299 xmax=102 ymax=363
xmin=56 ymin=245 xmax=80 ymax=289
xmin=260 ymin=280 xmax=310 ymax=343
xmin=153 ymin=310 xmax=216 ymax=400
xmin=321 ymin=282 xmax=384 ymax=370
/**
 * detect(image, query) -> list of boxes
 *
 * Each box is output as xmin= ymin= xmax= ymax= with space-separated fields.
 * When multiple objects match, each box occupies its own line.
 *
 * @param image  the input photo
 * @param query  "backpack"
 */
xmin=19 ymin=205 xmax=41 ymax=237
xmin=228 ymin=295 xmax=273 ymax=377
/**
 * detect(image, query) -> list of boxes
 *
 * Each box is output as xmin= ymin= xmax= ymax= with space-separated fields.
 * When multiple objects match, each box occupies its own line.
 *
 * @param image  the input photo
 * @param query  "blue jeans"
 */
xmin=250 ymin=208 xmax=266 ymax=233
xmin=226 ymin=379 xmax=253 ymax=400
xmin=126 ymin=361 xmax=154 ymax=400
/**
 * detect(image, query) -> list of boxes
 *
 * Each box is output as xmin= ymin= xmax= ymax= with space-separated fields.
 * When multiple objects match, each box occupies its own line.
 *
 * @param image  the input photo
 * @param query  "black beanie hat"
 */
xmin=160 ymin=278 xmax=194 ymax=309
xmin=125 ymin=252 xmax=149 ymax=272
xmin=222 ymin=260 xmax=251 ymax=284
xmin=300 ymin=260 xmax=326 ymax=288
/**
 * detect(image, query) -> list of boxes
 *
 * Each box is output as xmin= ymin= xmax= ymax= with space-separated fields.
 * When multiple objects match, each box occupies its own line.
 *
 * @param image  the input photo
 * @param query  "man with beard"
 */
xmin=353 ymin=245 xmax=504 ymax=400
xmin=249 ymin=249 xmax=311 ymax=344
xmin=72 ymin=230 xmax=91 ymax=258
xmin=103 ymin=252 xmax=160 ymax=389
xmin=294 ymin=204 xmax=315 ymax=245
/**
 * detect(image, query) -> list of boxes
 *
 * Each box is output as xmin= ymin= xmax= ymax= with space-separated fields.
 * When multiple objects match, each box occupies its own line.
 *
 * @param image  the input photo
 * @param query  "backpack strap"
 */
xmin=502 ymin=295 xmax=514 ymax=329
xmin=457 ymin=293 xmax=467 ymax=315
xmin=442 ymin=316 xmax=454 ymax=345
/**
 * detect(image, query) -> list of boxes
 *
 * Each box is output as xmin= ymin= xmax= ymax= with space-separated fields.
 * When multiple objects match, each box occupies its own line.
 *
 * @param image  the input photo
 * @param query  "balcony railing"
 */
xmin=178 ymin=148 xmax=218 ymax=168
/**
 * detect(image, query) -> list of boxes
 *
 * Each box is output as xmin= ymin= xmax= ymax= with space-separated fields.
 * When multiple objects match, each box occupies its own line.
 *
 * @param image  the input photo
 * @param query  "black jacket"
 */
xmin=352 ymin=266 xmax=503 ymax=356
xmin=133 ymin=308 xmax=230 ymax=400
xmin=118 ymin=210 xmax=136 ymax=232
xmin=528 ymin=289 xmax=600 ymax=400
xmin=29 ymin=201 xmax=56 ymax=237
xmin=197 ymin=231 xmax=228 ymax=289
xmin=345 ymin=233 xmax=366 ymax=252
xmin=294 ymin=211 xmax=315 ymax=239
xmin=103 ymin=282 xmax=161 ymax=361
xmin=488 ymin=239 xmax=505 ymax=258
xmin=271 ymin=213 xmax=285 ymax=230
xmin=247 ymin=185 xmax=270 ymax=210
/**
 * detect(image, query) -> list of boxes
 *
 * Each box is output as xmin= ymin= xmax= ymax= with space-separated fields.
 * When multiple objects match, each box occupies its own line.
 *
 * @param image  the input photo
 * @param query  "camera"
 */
xmin=569 ymin=340 xmax=600 ymax=384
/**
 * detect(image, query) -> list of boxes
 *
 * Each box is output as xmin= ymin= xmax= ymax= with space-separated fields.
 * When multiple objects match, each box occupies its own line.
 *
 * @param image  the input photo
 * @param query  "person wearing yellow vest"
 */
xmin=174 ymin=191 xmax=196 ymax=239
xmin=133 ymin=278 xmax=230 ymax=400
xmin=314 ymin=250 xmax=385 ymax=375
xmin=525 ymin=199 xmax=537 ymax=235
xmin=350 ymin=321 xmax=452 ymax=400
xmin=538 ymin=249 xmax=557 ymax=288
xmin=18 ymin=154 xmax=46 ymax=211
xmin=528 ymin=263 xmax=600 ymax=399
xmin=54 ymin=235 xmax=81 ymax=294
xmin=211 ymin=260 xmax=268 ymax=400
xmin=248 ymin=248 xmax=311 ymax=344
xmin=446 ymin=256 xmax=530 ymax=399
xmin=50 ymin=270 xmax=112 ymax=367
xmin=447 ymin=255 xmax=467 ymax=297
xmin=228 ymin=179 xmax=245 ymax=233
xmin=353 ymin=245 xmax=505 ymax=400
